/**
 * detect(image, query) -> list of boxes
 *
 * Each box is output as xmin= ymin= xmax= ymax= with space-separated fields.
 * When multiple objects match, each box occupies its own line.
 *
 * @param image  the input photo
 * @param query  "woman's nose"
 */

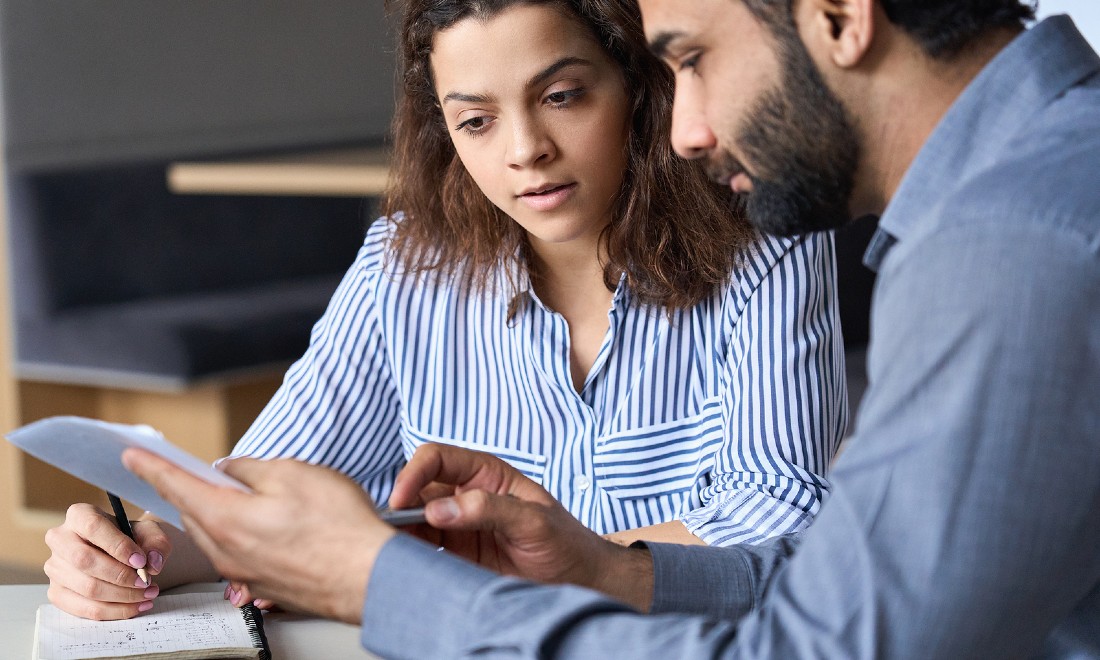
xmin=507 ymin=117 xmax=556 ymax=169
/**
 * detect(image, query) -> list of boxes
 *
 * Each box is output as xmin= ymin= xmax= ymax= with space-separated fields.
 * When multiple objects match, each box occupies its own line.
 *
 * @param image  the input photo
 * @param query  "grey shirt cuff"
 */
xmin=360 ymin=533 xmax=499 ymax=658
xmin=645 ymin=534 xmax=801 ymax=619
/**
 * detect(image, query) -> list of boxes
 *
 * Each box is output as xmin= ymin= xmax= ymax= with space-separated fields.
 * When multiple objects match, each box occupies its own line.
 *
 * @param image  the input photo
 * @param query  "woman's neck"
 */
xmin=526 ymin=231 xmax=617 ymax=394
xmin=526 ymin=232 xmax=611 ymax=312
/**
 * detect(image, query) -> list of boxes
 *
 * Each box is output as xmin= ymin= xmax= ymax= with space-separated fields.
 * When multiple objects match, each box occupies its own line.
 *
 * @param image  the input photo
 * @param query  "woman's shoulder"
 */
xmin=356 ymin=213 xmax=499 ymax=296
xmin=354 ymin=213 xmax=411 ymax=275
xmin=729 ymin=230 xmax=835 ymax=292
xmin=362 ymin=212 xmax=400 ymax=250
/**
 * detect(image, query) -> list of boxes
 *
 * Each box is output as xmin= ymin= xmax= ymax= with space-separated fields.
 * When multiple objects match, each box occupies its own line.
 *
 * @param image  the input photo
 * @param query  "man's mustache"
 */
xmin=704 ymin=151 xmax=747 ymax=186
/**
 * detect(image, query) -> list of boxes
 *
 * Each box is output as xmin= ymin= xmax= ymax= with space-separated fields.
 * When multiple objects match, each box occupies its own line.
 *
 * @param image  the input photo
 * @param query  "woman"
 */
xmin=44 ymin=0 xmax=847 ymax=620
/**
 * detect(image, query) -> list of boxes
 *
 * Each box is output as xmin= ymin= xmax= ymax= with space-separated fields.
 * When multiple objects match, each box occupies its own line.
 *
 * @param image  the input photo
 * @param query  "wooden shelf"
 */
xmin=167 ymin=146 xmax=390 ymax=197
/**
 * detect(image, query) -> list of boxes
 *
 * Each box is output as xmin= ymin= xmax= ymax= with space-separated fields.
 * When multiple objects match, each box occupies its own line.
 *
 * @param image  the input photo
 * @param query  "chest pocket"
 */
xmin=594 ymin=396 xmax=725 ymax=500
xmin=401 ymin=426 xmax=548 ymax=484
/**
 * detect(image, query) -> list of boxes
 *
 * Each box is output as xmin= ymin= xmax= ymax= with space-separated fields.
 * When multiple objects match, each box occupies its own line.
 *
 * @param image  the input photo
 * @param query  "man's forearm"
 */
xmin=644 ymin=534 xmax=800 ymax=618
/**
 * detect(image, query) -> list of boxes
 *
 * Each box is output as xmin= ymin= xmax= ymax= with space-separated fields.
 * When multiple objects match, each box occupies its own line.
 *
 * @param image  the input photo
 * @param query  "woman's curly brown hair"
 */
xmin=382 ymin=0 xmax=754 ymax=309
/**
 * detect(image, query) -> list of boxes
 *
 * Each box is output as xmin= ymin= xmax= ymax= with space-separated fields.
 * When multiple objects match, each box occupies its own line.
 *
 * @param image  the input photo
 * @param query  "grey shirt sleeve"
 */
xmin=646 ymin=534 xmax=800 ymax=618
xmin=361 ymin=534 xmax=777 ymax=659
xmin=361 ymin=222 xmax=1100 ymax=658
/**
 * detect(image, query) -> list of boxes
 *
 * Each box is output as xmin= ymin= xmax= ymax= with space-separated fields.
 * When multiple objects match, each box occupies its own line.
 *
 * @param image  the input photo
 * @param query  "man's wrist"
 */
xmin=591 ymin=542 xmax=654 ymax=611
xmin=339 ymin=524 xmax=397 ymax=624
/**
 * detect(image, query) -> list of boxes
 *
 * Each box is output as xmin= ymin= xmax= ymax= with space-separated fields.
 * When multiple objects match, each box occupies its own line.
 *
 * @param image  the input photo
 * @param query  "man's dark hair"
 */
xmin=745 ymin=0 xmax=1036 ymax=59
xmin=878 ymin=0 xmax=1036 ymax=58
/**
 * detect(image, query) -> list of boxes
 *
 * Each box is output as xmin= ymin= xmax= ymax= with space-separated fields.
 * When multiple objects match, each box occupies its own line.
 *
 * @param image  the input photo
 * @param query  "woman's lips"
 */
xmin=518 ymin=183 xmax=577 ymax=211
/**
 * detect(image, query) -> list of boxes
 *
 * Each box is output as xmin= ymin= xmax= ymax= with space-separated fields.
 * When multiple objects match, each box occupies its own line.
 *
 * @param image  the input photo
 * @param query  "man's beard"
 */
xmin=710 ymin=27 xmax=861 ymax=237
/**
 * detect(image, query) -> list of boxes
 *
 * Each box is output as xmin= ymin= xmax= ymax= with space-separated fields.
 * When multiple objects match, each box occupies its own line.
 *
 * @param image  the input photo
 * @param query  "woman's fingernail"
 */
xmin=138 ymin=600 xmax=154 ymax=612
xmin=135 ymin=576 xmax=150 ymax=587
xmin=230 ymin=589 xmax=241 ymax=605
xmin=128 ymin=553 xmax=146 ymax=569
xmin=428 ymin=498 xmax=460 ymax=522
xmin=254 ymin=599 xmax=263 ymax=607
xmin=148 ymin=551 xmax=164 ymax=572
xmin=143 ymin=585 xmax=160 ymax=599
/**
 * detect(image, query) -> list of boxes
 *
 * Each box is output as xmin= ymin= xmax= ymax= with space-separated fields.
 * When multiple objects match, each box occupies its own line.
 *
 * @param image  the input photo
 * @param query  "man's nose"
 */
xmin=670 ymin=85 xmax=717 ymax=160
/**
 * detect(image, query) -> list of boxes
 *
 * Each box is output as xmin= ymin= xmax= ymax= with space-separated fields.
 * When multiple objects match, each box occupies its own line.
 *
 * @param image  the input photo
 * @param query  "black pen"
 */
xmin=107 ymin=492 xmax=150 ymax=587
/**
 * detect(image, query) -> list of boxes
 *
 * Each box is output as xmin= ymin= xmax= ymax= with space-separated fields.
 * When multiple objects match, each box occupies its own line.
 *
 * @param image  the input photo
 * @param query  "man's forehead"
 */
xmin=638 ymin=0 xmax=729 ymax=47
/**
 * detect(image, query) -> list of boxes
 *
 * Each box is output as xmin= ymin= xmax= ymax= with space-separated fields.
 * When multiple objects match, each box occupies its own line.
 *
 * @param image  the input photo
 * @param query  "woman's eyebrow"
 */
xmin=526 ymin=56 xmax=594 ymax=89
xmin=441 ymin=91 xmax=493 ymax=105
xmin=440 ymin=56 xmax=594 ymax=106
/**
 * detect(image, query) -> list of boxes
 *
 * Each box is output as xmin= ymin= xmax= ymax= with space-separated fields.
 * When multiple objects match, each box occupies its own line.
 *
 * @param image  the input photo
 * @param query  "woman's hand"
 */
xmin=43 ymin=503 xmax=172 ymax=620
xmin=225 ymin=580 xmax=275 ymax=610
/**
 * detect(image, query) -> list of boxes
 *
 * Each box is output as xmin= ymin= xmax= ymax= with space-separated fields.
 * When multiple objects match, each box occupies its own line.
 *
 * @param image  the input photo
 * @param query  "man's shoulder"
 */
xmin=943 ymin=88 xmax=1100 ymax=249
xmin=878 ymin=91 xmax=1100 ymax=329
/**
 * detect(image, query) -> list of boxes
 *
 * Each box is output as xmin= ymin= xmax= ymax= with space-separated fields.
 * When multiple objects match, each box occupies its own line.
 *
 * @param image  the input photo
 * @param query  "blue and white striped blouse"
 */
xmin=231 ymin=218 xmax=848 ymax=545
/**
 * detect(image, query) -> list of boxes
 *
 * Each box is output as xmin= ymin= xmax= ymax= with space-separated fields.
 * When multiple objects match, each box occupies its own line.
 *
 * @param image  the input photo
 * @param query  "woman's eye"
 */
xmin=546 ymin=88 xmax=584 ymax=107
xmin=456 ymin=115 xmax=492 ymax=134
xmin=679 ymin=53 xmax=701 ymax=73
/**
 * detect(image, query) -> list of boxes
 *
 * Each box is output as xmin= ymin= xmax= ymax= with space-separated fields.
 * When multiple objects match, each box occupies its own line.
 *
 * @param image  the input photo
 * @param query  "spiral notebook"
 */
xmin=32 ymin=592 xmax=271 ymax=660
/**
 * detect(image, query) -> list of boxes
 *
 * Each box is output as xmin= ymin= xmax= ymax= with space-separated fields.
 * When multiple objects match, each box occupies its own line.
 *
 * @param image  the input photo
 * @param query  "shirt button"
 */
xmin=576 ymin=475 xmax=591 ymax=491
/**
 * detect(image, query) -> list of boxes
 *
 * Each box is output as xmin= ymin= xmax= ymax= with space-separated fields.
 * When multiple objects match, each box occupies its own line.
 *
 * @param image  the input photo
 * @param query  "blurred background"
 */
xmin=0 ymin=1 xmax=1097 ymax=584
xmin=0 ymin=1 xmax=398 ymax=582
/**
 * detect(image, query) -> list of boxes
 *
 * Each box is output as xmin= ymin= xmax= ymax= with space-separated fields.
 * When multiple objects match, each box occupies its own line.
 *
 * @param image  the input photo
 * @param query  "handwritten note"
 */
xmin=34 ymin=592 xmax=257 ymax=659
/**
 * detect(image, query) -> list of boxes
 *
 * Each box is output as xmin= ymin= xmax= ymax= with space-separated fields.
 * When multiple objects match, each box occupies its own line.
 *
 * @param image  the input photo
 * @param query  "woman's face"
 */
xmin=431 ymin=3 xmax=632 ymax=250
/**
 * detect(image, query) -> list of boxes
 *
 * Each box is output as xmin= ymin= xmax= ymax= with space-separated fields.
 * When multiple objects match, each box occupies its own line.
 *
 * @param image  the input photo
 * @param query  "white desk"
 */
xmin=0 ymin=582 xmax=378 ymax=659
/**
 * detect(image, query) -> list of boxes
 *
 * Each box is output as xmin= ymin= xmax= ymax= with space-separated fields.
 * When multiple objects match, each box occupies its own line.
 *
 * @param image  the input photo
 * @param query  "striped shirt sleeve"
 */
xmin=229 ymin=224 xmax=405 ymax=505
xmin=681 ymin=231 xmax=848 ymax=545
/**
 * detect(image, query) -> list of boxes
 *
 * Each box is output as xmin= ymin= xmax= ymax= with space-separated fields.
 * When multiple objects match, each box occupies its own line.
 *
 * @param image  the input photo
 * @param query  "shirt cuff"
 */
xmin=644 ymin=541 xmax=757 ymax=619
xmin=360 ymin=533 xmax=500 ymax=658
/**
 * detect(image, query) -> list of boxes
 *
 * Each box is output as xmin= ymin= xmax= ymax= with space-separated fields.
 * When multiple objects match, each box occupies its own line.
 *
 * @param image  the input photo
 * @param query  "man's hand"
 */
xmin=122 ymin=450 xmax=395 ymax=624
xmin=390 ymin=444 xmax=654 ymax=610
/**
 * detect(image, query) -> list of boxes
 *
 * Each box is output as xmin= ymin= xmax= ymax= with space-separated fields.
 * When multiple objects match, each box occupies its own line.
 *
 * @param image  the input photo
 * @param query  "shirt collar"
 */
xmin=864 ymin=15 xmax=1099 ymax=271
xmin=506 ymin=254 xmax=630 ymax=318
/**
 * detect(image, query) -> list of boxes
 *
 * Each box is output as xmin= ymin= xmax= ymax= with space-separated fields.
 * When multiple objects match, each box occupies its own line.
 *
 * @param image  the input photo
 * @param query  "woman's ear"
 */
xmin=798 ymin=0 xmax=875 ymax=70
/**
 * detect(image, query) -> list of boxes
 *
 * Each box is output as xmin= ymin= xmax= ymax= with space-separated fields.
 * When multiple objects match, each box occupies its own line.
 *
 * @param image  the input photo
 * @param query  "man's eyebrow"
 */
xmin=527 ymin=56 xmax=593 ymax=89
xmin=648 ymin=31 xmax=683 ymax=60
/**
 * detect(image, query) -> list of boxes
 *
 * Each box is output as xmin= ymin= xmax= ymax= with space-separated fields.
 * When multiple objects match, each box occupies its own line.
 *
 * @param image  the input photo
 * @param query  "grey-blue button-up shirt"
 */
xmin=360 ymin=15 xmax=1100 ymax=659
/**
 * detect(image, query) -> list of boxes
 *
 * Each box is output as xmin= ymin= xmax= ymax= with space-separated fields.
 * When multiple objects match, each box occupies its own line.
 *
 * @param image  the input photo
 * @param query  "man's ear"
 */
xmin=798 ymin=0 xmax=874 ymax=69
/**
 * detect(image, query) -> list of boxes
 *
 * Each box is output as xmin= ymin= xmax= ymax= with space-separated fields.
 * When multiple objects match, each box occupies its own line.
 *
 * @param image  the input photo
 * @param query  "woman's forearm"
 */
xmin=603 ymin=521 xmax=706 ymax=547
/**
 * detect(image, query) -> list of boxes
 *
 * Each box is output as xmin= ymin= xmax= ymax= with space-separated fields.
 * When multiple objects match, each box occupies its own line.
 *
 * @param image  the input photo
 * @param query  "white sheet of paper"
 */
xmin=34 ymin=591 xmax=256 ymax=659
xmin=5 ymin=416 xmax=248 ymax=528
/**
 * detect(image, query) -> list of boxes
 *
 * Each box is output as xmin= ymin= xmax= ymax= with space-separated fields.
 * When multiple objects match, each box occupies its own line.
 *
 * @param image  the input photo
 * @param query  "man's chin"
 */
xmin=741 ymin=185 xmax=852 ymax=237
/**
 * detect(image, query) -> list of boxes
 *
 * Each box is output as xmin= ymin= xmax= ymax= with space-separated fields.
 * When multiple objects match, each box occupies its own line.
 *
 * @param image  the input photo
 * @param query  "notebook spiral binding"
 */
xmin=240 ymin=603 xmax=272 ymax=660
